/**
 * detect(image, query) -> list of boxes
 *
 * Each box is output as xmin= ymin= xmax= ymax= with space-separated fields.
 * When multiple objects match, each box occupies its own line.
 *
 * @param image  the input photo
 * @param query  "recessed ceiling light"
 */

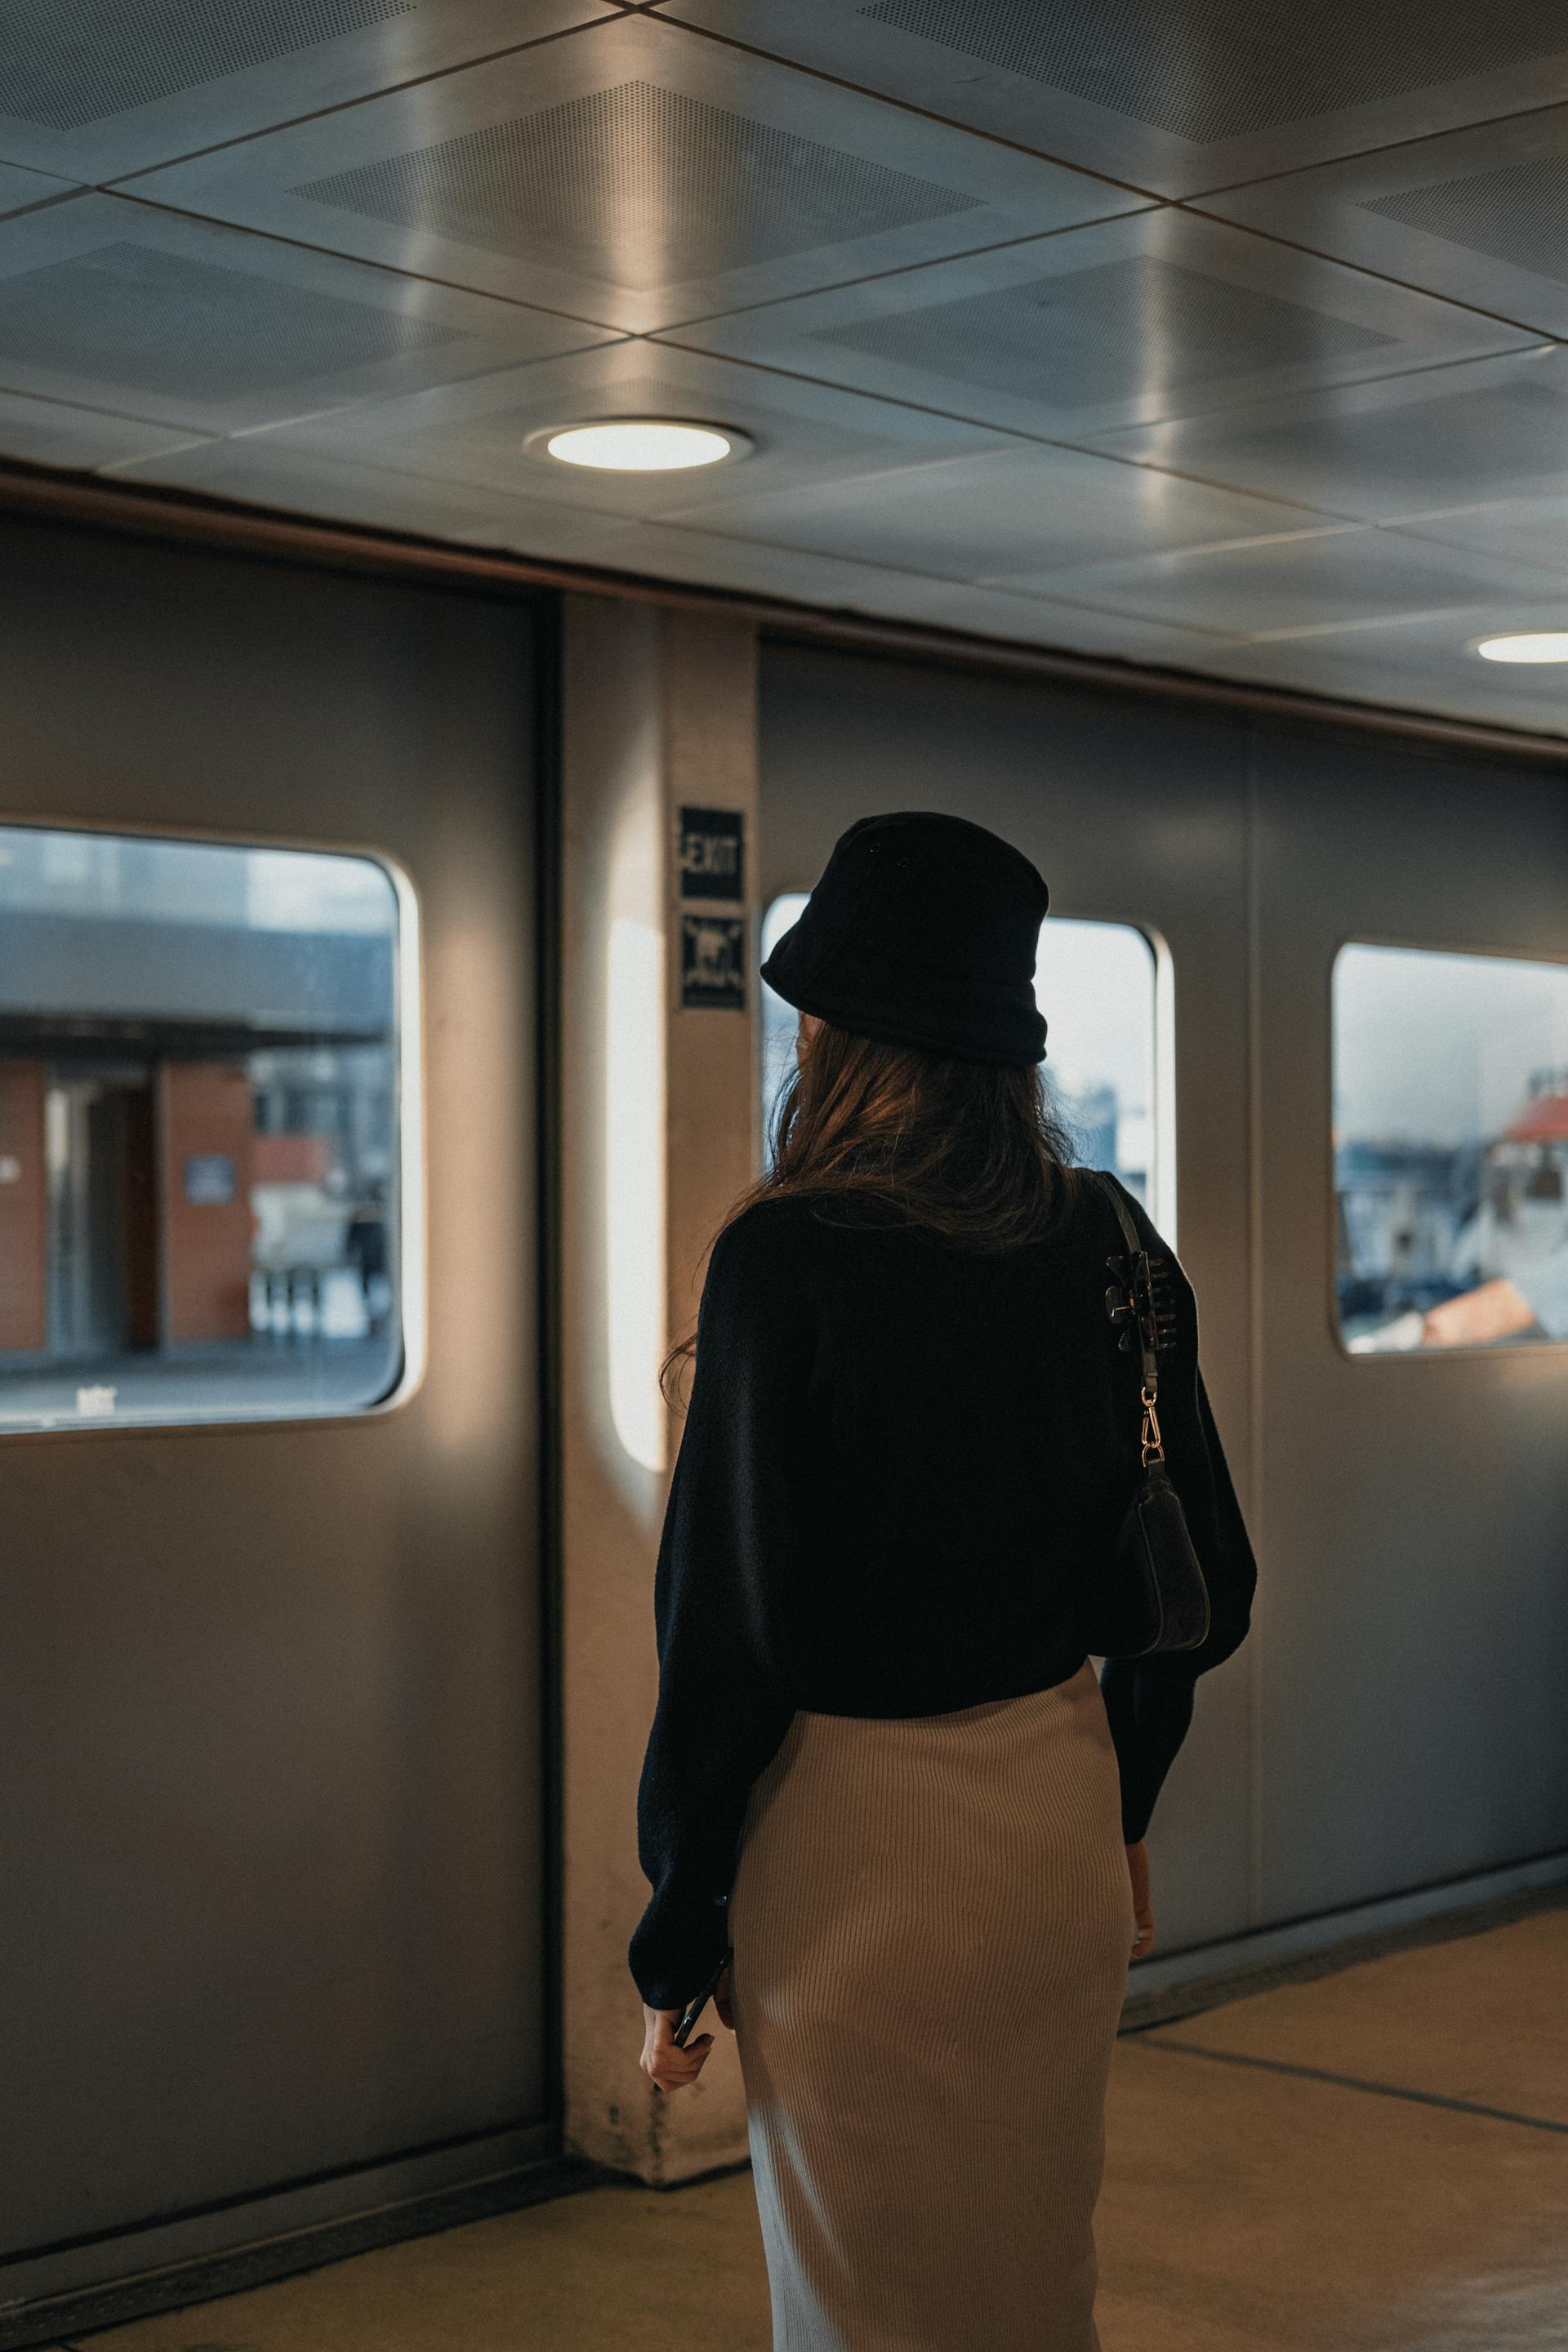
xmin=541 ymin=419 xmax=748 ymax=472
xmin=1472 ymin=631 xmax=1568 ymax=664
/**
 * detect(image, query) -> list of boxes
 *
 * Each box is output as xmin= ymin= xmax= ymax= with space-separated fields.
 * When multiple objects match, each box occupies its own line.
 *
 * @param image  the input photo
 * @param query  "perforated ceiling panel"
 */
xmin=128 ymin=11 xmax=1129 ymax=332
xmin=1362 ymin=157 xmax=1568 ymax=283
xmin=808 ymin=256 xmax=1394 ymax=410
xmin=0 ymin=0 xmax=413 ymax=131
xmin=855 ymin=0 xmax=1566 ymax=144
xmin=294 ymin=80 xmax=982 ymax=279
xmin=0 ymin=242 xmax=464 ymax=398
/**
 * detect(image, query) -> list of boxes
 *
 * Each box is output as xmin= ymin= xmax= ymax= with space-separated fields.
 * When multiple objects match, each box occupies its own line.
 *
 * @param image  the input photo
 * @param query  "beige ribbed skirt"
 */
xmin=728 ymin=1656 xmax=1134 ymax=2352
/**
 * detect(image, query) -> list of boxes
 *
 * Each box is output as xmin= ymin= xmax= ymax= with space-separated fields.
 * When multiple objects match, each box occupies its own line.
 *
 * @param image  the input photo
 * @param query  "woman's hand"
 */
xmin=640 ymin=1964 xmax=735 ymax=2093
xmin=1125 ymin=1840 xmax=1156 ymax=1960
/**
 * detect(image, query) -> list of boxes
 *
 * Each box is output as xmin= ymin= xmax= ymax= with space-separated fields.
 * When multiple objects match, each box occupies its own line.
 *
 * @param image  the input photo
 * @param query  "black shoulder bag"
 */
xmin=1084 ymin=1173 xmax=1211 ymax=1659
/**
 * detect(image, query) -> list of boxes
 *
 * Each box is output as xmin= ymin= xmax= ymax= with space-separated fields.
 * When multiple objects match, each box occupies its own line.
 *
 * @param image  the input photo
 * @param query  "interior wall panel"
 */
xmin=1250 ymin=737 xmax=1568 ymax=1921
xmin=0 ymin=516 xmax=550 ymax=2267
xmin=758 ymin=638 xmax=1568 ymax=1960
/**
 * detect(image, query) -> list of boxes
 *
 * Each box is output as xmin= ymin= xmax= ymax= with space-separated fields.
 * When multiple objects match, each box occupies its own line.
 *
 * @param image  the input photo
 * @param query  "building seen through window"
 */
xmin=761 ymin=895 xmax=1160 ymax=1206
xmin=0 ymin=826 xmax=405 ymax=1428
xmin=1334 ymin=944 xmax=1568 ymax=1352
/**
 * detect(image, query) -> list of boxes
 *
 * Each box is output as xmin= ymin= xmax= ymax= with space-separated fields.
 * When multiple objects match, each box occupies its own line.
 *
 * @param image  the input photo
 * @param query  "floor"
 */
xmin=41 ymin=1905 xmax=1568 ymax=2352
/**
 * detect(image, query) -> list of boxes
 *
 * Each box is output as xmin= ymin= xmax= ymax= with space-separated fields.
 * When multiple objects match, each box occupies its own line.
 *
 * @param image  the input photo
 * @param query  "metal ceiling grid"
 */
xmin=0 ymin=0 xmax=614 ymax=183
xmin=124 ymin=15 xmax=1143 ymax=336
xmin=670 ymin=207 xmax=1539 ymax=442
xmin=0 ymin=161 xmax=75 ymax=219
xmin=0 ymin=1 xmax=1564 ymax=739
xmin=0 ymin=385 xmax=210 ymax=470
xmin=1087 ymin=347 xmax=1568 ymax=523
xmin=0 ymin=194 xmax=615 ymax=433
xmin=655 ymin=0 xmax=1568 ymax=200
xmin=252 ymin=341 xmax=1016 ymax=518
xmin=1196 ymin=104 xmax=1568 ymax=341
xmin=979 ymin=521 xmax=1566 ymax=637
xmin=644 ymin=439 xmax=1329 ymax=582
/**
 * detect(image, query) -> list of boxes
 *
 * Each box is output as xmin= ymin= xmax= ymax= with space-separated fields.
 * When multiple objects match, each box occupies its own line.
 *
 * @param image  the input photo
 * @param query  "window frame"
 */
xmin=0 ymin=811 xmax=425 ymax=1441
xmin=758 ymin=890 xmax=1176 ymax=1239
xmin=1329 ymin=929 xmax=1568 ymax=1364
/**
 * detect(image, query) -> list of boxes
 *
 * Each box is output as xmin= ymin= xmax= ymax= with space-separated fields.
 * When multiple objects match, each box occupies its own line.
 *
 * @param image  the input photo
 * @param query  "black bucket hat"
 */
xmin=760 ymin=811 xmax=1049 ymax=1067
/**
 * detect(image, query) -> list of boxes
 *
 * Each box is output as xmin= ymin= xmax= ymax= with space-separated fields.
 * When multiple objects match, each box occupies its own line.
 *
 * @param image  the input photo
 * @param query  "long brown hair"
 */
xmin=661 ymin=1018 xmax=1077 ymax=1403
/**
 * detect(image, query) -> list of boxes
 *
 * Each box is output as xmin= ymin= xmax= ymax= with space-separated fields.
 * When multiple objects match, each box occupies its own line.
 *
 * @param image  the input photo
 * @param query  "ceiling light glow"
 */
xmin=1473 ymin=631 xmax=1568 ymax=664
xmin=544 ymin=420 xmax=741 ymax=472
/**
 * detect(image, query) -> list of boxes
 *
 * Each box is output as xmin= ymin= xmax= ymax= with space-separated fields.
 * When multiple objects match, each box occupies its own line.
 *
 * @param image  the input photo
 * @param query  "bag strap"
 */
xmin=1090 ymin=1169 xmax=1165 ymax=1469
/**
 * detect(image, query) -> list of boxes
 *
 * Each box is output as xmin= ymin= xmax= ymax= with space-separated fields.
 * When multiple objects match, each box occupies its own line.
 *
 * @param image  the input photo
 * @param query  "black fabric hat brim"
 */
xmin=761 ymin=915 xmax=1049 ymax=1067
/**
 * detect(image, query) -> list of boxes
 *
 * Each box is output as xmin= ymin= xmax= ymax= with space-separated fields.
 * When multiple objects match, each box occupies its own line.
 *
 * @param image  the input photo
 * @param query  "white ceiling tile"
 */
xmin=648 ymin=442 xmax=1335 ymax=578
xmin=265 ymin=341 xmax=1017 ymax=519
xmin=0 ymin=1 xmax=614 ymax=182
xmin=100 ymin=434 xmax=635 ymax=560
xmin=657 ymin=1 xmax=1568 ymax=200
xmin=674 ymin=207 xmax=1538 ymax=441
xmin=1196 ymin=103 xmax=1568 ymax=340
xmin=0 ymin=193 xmax=615 ymax=434
xmin=1085 ymin=347 xmax=1568 ymax=521
xmin=985 ymin=523 xmax=1561 ymax=637
xmin=124 ymin=15 xmax=1147 ymax=336
xmin=0 ymin=386 xmax=210 ymax=468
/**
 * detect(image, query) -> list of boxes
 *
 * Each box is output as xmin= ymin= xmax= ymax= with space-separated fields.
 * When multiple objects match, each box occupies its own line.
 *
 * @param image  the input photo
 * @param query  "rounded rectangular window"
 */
xmin=1334 ymin=943 xmax=1568 ymax=1353
xmin=761 ymin=896 xmax=1167 ymax=1220
xmin=0 ymin=824 xmax=412 ymax=1430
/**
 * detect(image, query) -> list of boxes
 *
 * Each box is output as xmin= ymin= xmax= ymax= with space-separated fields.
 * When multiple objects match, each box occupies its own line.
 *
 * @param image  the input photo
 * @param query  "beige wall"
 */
xmin=560 ymin=597 xmax=760 ymax=2185
xmin=160 ymin=1062 xmax=255 ymax=1343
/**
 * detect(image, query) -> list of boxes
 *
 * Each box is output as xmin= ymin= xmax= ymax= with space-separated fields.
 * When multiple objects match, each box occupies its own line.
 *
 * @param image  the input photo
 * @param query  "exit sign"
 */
xmin=679 ymin=806 xmax=745 ymax=902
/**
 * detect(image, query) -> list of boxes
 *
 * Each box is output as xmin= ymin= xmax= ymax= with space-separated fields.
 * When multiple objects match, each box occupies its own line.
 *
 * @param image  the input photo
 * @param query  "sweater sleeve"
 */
xmin=627 ymin=1207 xmax=816 ymax=2010
xmin=1097 ymin=1187 xmax=1258 ymax=1844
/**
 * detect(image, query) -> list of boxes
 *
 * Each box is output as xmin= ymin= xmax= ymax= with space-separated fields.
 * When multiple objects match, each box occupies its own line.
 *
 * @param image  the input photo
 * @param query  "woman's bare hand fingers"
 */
xmin=639 ymin=2003 xmax=717 ymax=2091
xmin=644 ymin=2033 xmax=713 ymax=2091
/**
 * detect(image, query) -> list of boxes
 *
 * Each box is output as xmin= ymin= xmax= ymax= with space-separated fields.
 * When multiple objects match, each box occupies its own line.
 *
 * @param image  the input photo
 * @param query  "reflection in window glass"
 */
xmin=760 ymin=895 xmax=1159 ymax=1205
xmin=0 ymin=825 xmax=406 ymax=1429
xmin=1334 ymin=945 xmax=1568 ymax=1352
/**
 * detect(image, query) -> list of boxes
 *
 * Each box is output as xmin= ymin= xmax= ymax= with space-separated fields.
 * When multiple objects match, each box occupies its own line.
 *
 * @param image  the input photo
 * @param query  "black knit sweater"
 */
xmin=629 ymin=1176 xmax=1256 ymax=2010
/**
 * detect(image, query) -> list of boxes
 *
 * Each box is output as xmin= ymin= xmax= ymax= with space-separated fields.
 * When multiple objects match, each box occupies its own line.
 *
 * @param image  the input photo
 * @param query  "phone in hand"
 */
xmin=672 ymin=1946 xmax=733 ymax=2047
